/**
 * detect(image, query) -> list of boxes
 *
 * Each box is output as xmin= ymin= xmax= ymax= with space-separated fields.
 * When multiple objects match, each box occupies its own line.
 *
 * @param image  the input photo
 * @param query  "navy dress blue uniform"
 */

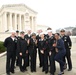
xmin=38 ymin=39 xmax=48 ymax=73
xmin=61 ymin=35 xmax=72 ymax=70
xmin=4 ymin=37 xmax=17 ymax=74
xmin=36 ymin=35 xmax=42 ymax=67
xmin=47 ymin=36 xmax=56 ymax=75
xmin=17 ymin=37 xmax=28 ymax=72
xmin=24 ymin=34 xmax=31 ymax=67
xmin=28 ymin=38 xmax=37 ymax=72
xmin=54 ymin=39 xmax=66 ymax=73
xmin=15 ymin=36 xmax=20 ymax=66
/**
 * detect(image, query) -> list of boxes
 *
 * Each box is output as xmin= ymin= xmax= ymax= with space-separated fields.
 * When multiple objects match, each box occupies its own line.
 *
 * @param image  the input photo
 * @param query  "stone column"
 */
xmin=24 ymin=15 xmax=25 ymax=30
xmin=19 ymin=14 xmax=21 ymax=30
xmin=34 ymin=17 xmax=37 ymax=32
xmin=31 ymin=16 xmax=34 ymax=32
xmin=14 ymin=14 xmax=17 ymax=30
xmin=9 ymin=13 xmax=13 ymax=30
xmin=4 ymin=12 xmax=7 ymax=31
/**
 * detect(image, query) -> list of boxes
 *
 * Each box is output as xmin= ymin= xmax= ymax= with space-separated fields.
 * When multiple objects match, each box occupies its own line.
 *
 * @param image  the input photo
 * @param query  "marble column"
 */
xmin=4 ymin=12 xmax=7 ymax=31
xmin=14 ymin=14 xmax=17 ymax=30
xmin=19 ymin=14 xmax=21 ymax=30
xmin=9 ymin=13 xmax=13 ymax=30
xmin=31 ymin=16 xmax=34 ymax=32
xmin=24 ymin=15 xmax=26 ymax=30
xmin=33 ymin=17 xmax=37 ymax=32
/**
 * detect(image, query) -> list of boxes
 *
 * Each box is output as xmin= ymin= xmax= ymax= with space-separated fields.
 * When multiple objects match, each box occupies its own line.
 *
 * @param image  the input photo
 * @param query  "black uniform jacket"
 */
xmin=38 ymin=39 xmax=48 ymax=52
xmin=17 ymin=37 xmax=28 ymax=56
xmin=61 ymin=35 xmax=72 ymax=49
xmin=47 ymin=36 xmax=56 ymax=52
xmin=4 ymin=37 xmax=17 ymax=52
xmin=28 ymin=38 xmax=37 ymax=54
xmin=24 ymin=34 xmax=31 ymax=40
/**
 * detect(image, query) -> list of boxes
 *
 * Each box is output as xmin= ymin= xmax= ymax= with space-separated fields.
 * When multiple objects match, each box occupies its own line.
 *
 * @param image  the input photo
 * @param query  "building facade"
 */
xmin=37 ymin=24 xmax=49 ymax=31
xmin=0 ymin=4 xmax=37 ymax=32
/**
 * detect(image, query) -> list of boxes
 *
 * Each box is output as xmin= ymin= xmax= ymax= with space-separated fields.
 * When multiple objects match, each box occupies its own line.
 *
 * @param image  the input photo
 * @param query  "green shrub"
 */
xmin=0 ymin=41 xmax=6 ymax=53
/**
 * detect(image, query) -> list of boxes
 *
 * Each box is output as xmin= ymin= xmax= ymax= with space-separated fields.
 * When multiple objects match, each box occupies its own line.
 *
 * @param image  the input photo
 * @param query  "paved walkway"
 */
xmin=0 ymin=43 xmax=76 ymax=75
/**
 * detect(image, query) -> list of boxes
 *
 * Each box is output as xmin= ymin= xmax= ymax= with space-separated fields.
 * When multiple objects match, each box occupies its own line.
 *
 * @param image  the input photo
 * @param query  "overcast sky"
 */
xmin=0 ymin=0 xmax=76 ymax=31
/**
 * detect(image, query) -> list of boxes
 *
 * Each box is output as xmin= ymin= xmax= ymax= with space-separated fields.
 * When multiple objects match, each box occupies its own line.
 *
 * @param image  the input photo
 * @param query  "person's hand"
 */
xmin=40 ymin=50 xmax=44 ymax=54
xmin=49 ymin=51 xmax=51 ymax=56
xmin=35 ymin=40 xmax=38 ymax=44
xmin=19 ymin=53 xmax=22 ymax=56
xmin=53 ymin=43 xmax=56 ymax=47
xmin=26 ymin=50 xmax=28 ymax=54
xmin=56 ymin=48 xmax=58 ymax=53
xmin=27 ymin=39 xmax=30 ymax=44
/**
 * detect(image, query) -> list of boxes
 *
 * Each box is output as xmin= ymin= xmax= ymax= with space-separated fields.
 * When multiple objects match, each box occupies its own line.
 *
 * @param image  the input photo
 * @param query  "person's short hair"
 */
xmin=16 ymin=30 xmax=19 ymax=33
xmin=31 ymin=33 xmax=36 ymax=37
xmin=60 ymin=29 xmax=65 ymax=32
xmin=55 ymin=33 xmax=60 ymax=36
xmin=20 ymin=31 xmax=25 ymax=34
xmin=47 ymin=27 xmax=52 ymax=30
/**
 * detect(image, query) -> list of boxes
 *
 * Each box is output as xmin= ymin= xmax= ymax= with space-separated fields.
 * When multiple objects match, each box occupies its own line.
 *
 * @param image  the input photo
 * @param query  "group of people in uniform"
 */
xmin=4 ymin=27 xmax=72 ymax=75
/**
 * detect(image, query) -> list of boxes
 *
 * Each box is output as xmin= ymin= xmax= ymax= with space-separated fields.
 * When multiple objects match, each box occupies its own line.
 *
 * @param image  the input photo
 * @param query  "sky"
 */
xmin=0 ymin=0 xmax=76 ymax=31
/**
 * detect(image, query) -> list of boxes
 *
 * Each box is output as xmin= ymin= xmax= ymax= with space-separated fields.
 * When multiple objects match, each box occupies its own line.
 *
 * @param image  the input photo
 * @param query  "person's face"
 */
xmin=16 ymin=32 xmax=19 ymax=36
xmin=48 ymin=32 xmax=52 ymax=36
xmin=20 ymin=34 xmax=24 ymax=38
xmin=60 ymin=32 xmax=65 ymax=36
xmin=32 ymin=35 xmax=36 ymax=39
xmin=12 ymin=32 xmax=15 ymax=37
xmin=54 ymin=34 xmax=59 ymax=40
xmin=28 ymin=30 xmax=31 ymax=34
xmin=40 ymin=34 xmax=44 ymax=38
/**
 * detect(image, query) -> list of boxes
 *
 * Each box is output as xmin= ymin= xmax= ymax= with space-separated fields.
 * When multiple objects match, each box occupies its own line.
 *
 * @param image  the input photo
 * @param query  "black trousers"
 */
xmin=49 ymin=52 xmax=56 ymax=74
xmin=41 ymin=52 xmax=48 ymax=72
xmin=19 ymin=55 xmax=27 ymax=71
xmin=15 ymin=51 xmax=19 ymax=66
xmin=16 ymin=56 xmax=19 ymax=66
xmin=30 ymin=51 xmax=37 ymax=72
xmin=38 ymin=49 xmax=42 ymax=67
xmin=6 ymin=52 xmax=16 ymax=73
xmin=63 ymin=49 xmax=72 ymax=69
xmin=26 ymin=53 xmax=29 ymax=67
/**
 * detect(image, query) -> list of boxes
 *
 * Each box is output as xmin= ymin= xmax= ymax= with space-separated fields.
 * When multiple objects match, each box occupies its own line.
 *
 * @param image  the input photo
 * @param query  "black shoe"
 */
xmin=50 ymin=73 xmax=54 ymax=75
xmin=23 ymin=68 xmax=28 ymax=71
xmin=63 ymin=63 xmax=67 ymax=70
xmin=34 ymin=70 xmax=36 ymax=72
xmin=42 ymin=69 xmax=45 ymax=72
xmin=68 ymin=68 xmax=72 ymax=71
xmin=33 ymin=70 xmax=36 ymax=72
xmin=45 ymin=71 xmax=48 ymax=74
xmin=16 ymin=62 xmax=19 ymax=66
xmin=20 ymin=69 xmax=25 ymax=72
xmin=31 ymin=71 xmax=33 ymax=72
xmin=10 ymin=71 xmax=15 ymax=74
xmin=7 ymin=73 xmax=11 ymax=75
xmin=39 ymin=65 xmax=42 ymax=68
xmin=58 ymin=72 xmax=64 ymax=75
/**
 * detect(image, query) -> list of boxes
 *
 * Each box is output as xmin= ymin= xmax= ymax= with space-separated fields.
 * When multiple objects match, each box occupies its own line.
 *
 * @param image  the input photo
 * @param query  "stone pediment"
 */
xmin=0 ymin=4 xmax=37 ymax=14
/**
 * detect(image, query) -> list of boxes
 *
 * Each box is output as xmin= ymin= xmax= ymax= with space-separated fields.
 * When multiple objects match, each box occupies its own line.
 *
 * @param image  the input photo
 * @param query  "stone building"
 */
xmin=0 ymin=4 xmax=37 ymax=32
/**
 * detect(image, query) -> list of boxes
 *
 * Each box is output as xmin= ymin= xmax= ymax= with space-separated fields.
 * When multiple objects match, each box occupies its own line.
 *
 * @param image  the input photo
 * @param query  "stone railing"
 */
xmin=70 ymin=36 xmax=76 ymax=43
xmin=0 ymin=32 xmax=11 ymax=41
